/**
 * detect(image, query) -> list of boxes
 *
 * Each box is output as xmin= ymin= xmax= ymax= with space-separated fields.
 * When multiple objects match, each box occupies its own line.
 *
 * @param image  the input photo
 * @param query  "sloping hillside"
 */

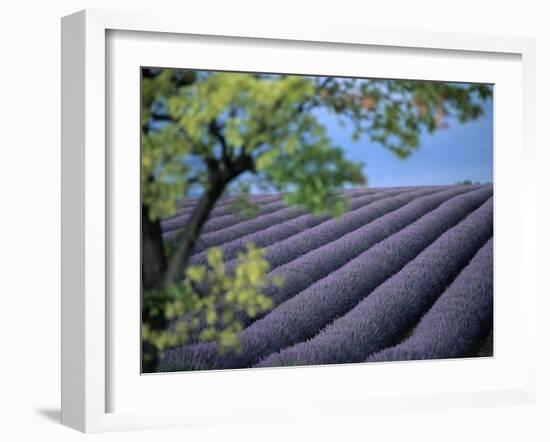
xmin=159 ymin=185 xmax=494 ymax=371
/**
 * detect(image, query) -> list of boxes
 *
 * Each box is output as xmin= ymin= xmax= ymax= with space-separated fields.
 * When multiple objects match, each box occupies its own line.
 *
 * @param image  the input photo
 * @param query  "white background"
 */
xmin=0 ymin=0 xmax=548 ymax=441
xmin=108 ymin=29 xmax=524 ymax=415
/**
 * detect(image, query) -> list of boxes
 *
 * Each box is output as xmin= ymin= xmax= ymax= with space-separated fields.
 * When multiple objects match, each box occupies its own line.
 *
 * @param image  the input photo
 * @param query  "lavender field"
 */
xmin=158 ymin=184 xmax=494 ymax=372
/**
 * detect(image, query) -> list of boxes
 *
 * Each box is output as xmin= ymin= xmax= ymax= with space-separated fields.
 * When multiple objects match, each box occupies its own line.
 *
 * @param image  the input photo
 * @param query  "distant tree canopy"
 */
xmin=140 ymin=68 xmax=492 ymax=371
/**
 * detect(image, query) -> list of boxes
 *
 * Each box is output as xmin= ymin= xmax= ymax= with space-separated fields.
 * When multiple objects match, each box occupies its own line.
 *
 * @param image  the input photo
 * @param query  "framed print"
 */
xmin=61 ymin=9 xmax=538 ymax=433
xmin=138 ymin=67 xmax=495 ymax=375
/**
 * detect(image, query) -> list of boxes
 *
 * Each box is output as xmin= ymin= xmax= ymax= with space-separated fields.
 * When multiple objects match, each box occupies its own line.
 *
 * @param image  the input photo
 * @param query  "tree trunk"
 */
xmin=141 ymin=204 xmax=169 ymax=373
xmin=141 ymin=155 xmax=253 ymax=372
xmin=162 ymin=183 xmax=225 ymax=287
xmin=141 ymin=204 xmax=167 ymax=290
xmin=162 ymin=155 xmax=254 ymax=287
xmin=142 ymin=187 xmax=225 ymax=373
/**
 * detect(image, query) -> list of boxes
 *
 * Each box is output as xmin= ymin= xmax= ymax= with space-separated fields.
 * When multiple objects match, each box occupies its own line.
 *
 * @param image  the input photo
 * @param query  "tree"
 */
xmin=140 ymin=68 xmax=492 ymax=371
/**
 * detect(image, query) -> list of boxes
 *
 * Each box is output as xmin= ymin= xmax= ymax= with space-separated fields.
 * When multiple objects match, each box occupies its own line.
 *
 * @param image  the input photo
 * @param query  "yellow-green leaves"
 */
xmin=185 ymin=266 xmax=206 ymax=283
xmin=142 ymin=243 xmax=282 ymax=360
xmin=142 ymin=69 xmax=491 ymax=225
xmin=206 ymin=247 xmax=225 ymax=280
xmin=218 ymin=330 xmax=240 ymax=354
xmin=205 ymin=309 xmax=217 ymax=326
xmin=225 ymin=118 xmax=245 ymax=148
xmin=256 ymin=149 xmax=280 ymax=171
xmin=141 ymin=124 xmax=192 ymax=220
xmin=206 ymin=247 xmax=223 ymax=267
xmin=141 ymin=322 xmax=189 ymax=352
xmin=197 ymin=243 xmax=276 ymax=332
xmin=284 ymin=135 xmax=299 ymax=155
xmin=141 ymin=69 xmax=368 ymax=222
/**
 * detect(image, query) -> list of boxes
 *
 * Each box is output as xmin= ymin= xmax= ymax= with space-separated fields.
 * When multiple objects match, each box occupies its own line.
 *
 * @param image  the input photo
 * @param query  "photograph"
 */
xmin=140 ymin=68 xmax=494 ymax=374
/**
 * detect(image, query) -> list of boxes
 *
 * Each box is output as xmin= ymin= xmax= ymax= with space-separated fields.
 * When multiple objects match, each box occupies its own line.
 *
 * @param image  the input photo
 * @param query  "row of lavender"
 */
xmin=159 ymin=185 xmax=493 ymax=371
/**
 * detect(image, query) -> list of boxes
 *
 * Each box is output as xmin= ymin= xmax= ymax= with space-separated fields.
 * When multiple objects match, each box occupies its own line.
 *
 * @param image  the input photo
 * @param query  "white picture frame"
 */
xmin=61 ymin=9 xmax=538 ymax=433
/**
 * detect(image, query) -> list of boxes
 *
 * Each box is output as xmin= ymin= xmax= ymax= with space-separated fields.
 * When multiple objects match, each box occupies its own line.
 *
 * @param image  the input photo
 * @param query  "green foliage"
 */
xmin=262 ymin=126 xmax=365 ymax=216
xmin=142 ymin=69 xmax=492 ymax=223
xmin=142 ymin=244 xmax=280 ymax=361
xmin=141 ymin=70 xmax=198 ymax=220
xmin=315 ymin=78 xmax=492 ymax=158
xmin=141 ymin=125 xmax=192 ymax=220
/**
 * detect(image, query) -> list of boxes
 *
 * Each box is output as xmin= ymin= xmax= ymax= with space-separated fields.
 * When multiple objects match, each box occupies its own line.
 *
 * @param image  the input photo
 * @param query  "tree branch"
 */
xmin=209 ymin=119 xmax=230 ymax=164
xmin=151 ymin=112 xmax=175 ymax=122
xmin=185 ymin=176 xmax=201 ymax=188
xmin=316 ymin=76 xmax=332 ymax=91
xmin=162 ymin=152 xmax=254 ymax=287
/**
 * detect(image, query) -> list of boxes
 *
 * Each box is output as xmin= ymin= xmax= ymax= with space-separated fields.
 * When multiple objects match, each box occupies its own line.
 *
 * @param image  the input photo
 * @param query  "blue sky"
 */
xmin=317 ymin=98 xmax=493 ymax=188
